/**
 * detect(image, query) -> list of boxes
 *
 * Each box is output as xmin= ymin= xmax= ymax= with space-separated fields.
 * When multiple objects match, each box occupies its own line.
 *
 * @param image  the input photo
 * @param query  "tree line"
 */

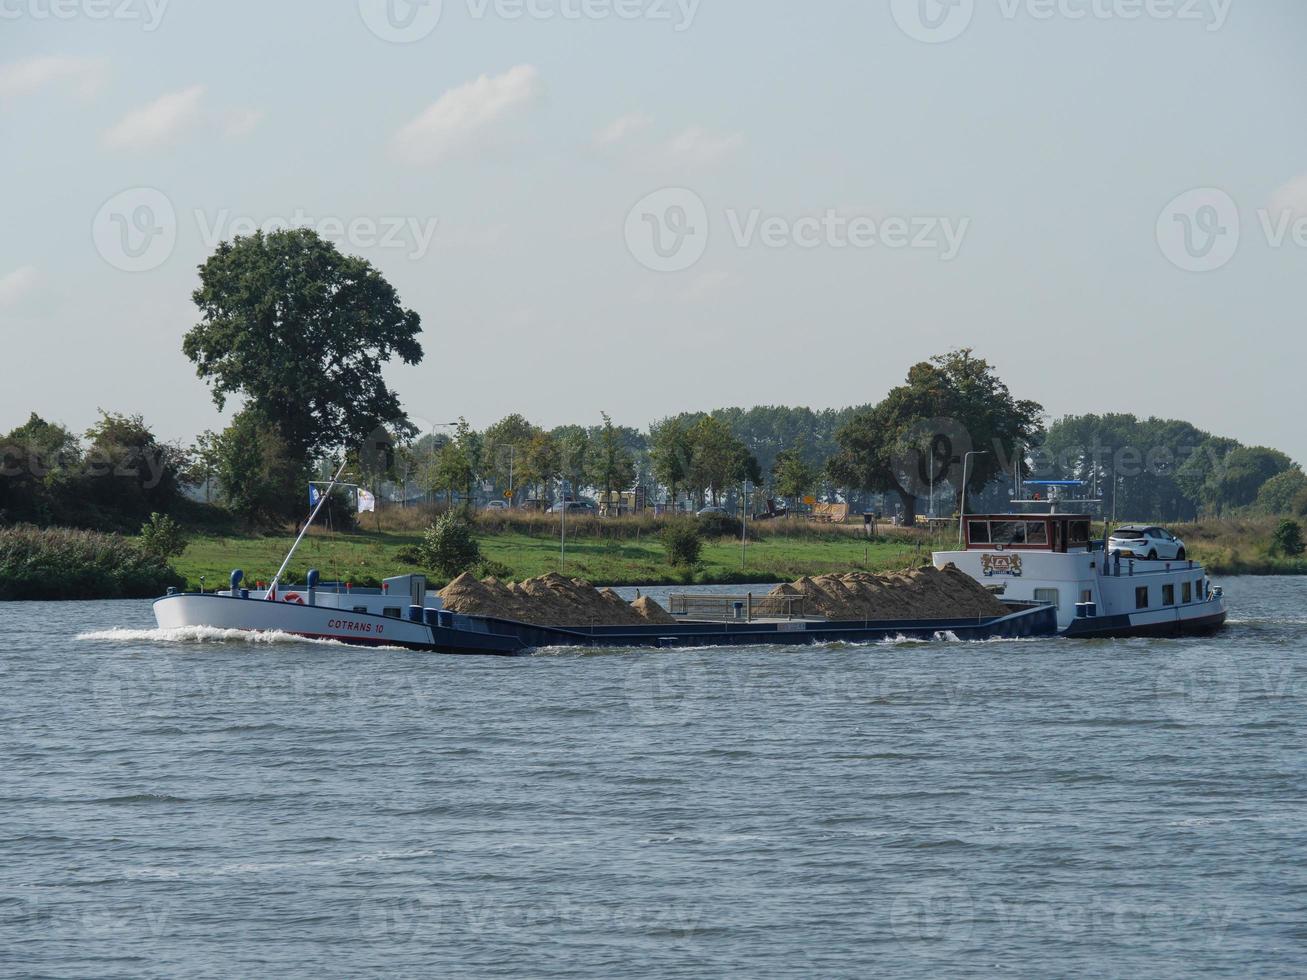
xmin=2 ymin=228 xmax=1300 ymax=531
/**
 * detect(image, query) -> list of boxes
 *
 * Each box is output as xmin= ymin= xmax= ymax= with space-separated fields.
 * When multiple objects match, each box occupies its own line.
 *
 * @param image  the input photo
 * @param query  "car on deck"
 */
xmin=1108 ymin=525 xmax=1187 ymax=561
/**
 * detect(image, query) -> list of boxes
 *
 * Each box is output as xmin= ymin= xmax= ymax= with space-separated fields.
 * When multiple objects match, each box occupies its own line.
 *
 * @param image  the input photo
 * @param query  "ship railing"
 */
xmin=668 ymin=593 xmax=807 ymax=622
xmin=1101 ymin=557 xmax=1199 ymax=578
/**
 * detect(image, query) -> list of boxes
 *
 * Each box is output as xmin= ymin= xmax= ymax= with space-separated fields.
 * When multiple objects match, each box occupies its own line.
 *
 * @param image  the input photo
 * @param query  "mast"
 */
xmin=267 ymin=457 xmax=348 ymax=596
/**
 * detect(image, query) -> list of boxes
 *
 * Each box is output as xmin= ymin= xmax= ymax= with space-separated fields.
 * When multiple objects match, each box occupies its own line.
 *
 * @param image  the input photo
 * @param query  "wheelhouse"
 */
xmin=963 ymin=514 xmax=1093 ymax=554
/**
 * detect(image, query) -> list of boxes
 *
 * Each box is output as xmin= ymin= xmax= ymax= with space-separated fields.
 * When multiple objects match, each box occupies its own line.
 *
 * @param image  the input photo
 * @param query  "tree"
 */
xmin=649 ymin=417 xmax=693 ymax=509
xmin=83 ymin=412 xmax=185 ymax=524
xmin=214 ymin=407 xmax=308 ymax=525
xmin=773 ymin=442 xmax=818 ymax=508
xmin=687 ymin=415 xmax=751 ymax=506
xmin=483 ymin=414 xmax=536 ymax=501
xmin=520 ymin=430 xmax=559 ymax=501
xmin=1198 ymin=447 xmax=1293 ymax=516
xmin=828 ymin=350 xmax=1042 ymax=523
xmin=183 ymin=229 xmax=424 ymax=464
xmin=187 ymin=430 xmax=221 ymax=503
xmin=1173 ymin=436 xmax=1239 ymax=517
xmin=553 ymin=426 xmax=590 ymax=501
xmin=1255 ymin=468 xmax=1307 ymax=515
xmin=590 ymin=412 xmax=636 ymax=511
xmin=431 ymin=421 xmax=478 ymax=507
xmin=1042 ymin=414 xmax=1215 ymax=522
xmin=0 ymin=413 xmax=81 ymax=525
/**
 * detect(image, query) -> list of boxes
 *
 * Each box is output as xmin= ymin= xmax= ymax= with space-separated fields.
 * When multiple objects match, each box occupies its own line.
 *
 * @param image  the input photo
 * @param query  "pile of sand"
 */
xmin=769 ymin=563 xmax=1008 ymax=621
xmin=438 ymin=572 xmax=677 ymax=627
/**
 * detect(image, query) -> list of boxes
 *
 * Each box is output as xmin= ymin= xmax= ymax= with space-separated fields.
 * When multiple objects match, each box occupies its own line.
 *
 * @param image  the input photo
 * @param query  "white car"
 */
xmin=1109 ymin=525 xmax=1187 ymax=561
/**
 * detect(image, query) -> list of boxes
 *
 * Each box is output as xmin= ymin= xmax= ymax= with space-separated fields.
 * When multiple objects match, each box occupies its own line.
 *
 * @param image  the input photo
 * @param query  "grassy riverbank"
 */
xmin=0 ymin=526 xmax=185 ymax=600
xmin=168 ymin=513 xmax=1305 ymax=588
xmin=170 ymin=515 xmax=947 ymax=590
xmin=1169 ymin=518 xmax=1307 ymax=576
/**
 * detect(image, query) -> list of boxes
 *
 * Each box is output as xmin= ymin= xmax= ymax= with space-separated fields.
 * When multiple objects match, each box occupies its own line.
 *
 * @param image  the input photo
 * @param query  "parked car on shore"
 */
xmin=548 ymin=501 xmax=597 ymax=515
xmin=696 ymin=506 xmax=727 ymax=517
xmin=1108 ymin=525 xmax=1187 ymax=561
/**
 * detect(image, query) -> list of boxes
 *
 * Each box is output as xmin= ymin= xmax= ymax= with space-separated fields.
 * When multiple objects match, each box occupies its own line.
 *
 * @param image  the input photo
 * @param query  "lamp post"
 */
xmin=958 ymin=451 xmax=989 ymax=545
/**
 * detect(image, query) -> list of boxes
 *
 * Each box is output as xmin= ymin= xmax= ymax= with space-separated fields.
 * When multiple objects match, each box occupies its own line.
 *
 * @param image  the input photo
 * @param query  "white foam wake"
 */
xmin=76 ymin=626 xmax=353 ymax=647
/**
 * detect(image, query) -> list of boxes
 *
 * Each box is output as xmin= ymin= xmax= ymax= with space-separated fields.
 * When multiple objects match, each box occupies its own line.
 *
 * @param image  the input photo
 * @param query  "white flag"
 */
xmin=357 ymin=489 xmax=376 ymax=514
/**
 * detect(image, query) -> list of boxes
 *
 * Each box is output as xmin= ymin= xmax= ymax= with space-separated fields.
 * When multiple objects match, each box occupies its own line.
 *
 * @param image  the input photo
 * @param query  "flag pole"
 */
xmin=268 ymin=457 xmax=348 ymax=597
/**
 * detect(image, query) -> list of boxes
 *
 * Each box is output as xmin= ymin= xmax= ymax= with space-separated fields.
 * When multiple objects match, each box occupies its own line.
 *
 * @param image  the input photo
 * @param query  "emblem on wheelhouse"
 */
xmin=933 ymin=481 xmax=1227 ymax=639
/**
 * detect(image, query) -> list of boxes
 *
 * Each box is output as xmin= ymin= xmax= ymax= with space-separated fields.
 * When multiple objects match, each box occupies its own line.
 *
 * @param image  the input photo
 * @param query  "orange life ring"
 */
xmin=283 ymin=592 xmax=305 ymax=605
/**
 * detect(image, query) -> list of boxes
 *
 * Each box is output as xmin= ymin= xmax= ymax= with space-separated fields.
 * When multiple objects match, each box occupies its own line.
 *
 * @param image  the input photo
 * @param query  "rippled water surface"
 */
xmin=2 ymin=577 xmax=1304 ymax=977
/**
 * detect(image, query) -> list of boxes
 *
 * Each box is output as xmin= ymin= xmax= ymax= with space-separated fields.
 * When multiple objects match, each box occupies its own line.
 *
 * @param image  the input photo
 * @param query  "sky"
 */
xmin=1 ymin=0 xmax=1305 ymax=461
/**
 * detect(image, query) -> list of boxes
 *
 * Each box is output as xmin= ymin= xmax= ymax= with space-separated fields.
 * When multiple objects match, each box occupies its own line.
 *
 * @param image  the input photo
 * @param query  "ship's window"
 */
xmin=969 ymin=520 xmax=991 ymax=544
xmin=1135 ymin=586 xmax=1149 ymax=609
xmin=1195 ymin=579 xmax=1205 ymax=600
xmin=1162 ymin=584 xmax=1175 ymax=606
xmin=1182 ymin=582 xmax=1193 ymax=603
xmin=1026 ymin=522 xmax=1049 ymax=545
xmin=383 ymin=607 xmax=402 ymax=619
xmin=353 ymin=606 xmax=368 ymax=614
xmin=991 ymin=521 xmax=1027 ymax=545
xmin=1069 ymin=520 xmax=1091 ymax=546
xmin=1034 ymin=588 xmax=1060 ymax=606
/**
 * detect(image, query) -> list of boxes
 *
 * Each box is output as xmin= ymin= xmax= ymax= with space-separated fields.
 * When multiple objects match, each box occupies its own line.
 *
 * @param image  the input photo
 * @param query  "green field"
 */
xmin=167 ymin=512 xmax=1307 ymax=591
xmin=172 ymin=525 xmax=945 ymax=590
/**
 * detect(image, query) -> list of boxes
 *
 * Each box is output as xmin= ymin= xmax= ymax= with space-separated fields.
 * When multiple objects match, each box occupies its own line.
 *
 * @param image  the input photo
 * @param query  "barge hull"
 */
xmin=154 ymin=593 xmax=1059 ymax=656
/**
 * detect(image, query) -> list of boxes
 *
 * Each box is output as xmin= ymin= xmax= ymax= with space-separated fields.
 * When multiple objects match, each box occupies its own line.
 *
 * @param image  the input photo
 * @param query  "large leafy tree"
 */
xmin=183 ymin=229 xmax=424 ymax=460
xmin=828 ymin=350 xmax=1042 ymax=523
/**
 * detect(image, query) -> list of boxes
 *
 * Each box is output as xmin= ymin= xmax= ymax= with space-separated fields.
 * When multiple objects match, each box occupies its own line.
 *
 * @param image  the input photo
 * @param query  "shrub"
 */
xmin=0 ymin=525 xmax=184 ymax=600
xmin=419 ymin=513 xmax=482 ymax=578
xmin=474 ymin=558 xmax=514 ymax=580
xmin=662 ymin=521 xmax=703 ymax=568
xmin=138 ymin=512 xmax=189 ymax=559
xmin=394 ymin=544 xmax=424 ymax=566
xmin=1270 ymin=519 xmax=1305 ymax=558
xmin=695 ymin=512 xmax=745 ymax=539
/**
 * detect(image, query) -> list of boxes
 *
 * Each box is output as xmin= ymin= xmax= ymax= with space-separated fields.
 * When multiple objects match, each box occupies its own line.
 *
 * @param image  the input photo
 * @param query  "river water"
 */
xmin=1 ymin=576 xmax=1304 ymax=977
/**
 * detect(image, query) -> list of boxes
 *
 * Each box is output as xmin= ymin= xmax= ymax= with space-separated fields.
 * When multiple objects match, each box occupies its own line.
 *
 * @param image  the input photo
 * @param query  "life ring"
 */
xmin=283 ymin=592 xmax=305 ymax=605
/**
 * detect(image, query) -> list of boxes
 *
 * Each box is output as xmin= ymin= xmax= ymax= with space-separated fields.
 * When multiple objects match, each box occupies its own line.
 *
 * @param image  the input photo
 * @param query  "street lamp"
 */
xmin=958 ymin=450 xmax=990 ymax=545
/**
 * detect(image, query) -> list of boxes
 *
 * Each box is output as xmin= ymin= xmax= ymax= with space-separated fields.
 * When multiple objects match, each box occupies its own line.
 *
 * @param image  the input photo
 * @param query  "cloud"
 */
xmin=0 ymin=266 xmax=39 ymax=307
xmin=594 ymin=112 xmax=652 ymax=147
xmin=223 ymin=108 xmax=265 ymax=139
xmin=0 ymin=55 xmax=108 ymax=102
xmin=393 ymin=65 xmax=542 ymax=165
xmin=1270 ymin=175 xmax=1307 ymax=219
xmin=660 ymin=126 xmax=744 ymax=167
xmin=102 ymin=84 xmax=205 ymax=151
